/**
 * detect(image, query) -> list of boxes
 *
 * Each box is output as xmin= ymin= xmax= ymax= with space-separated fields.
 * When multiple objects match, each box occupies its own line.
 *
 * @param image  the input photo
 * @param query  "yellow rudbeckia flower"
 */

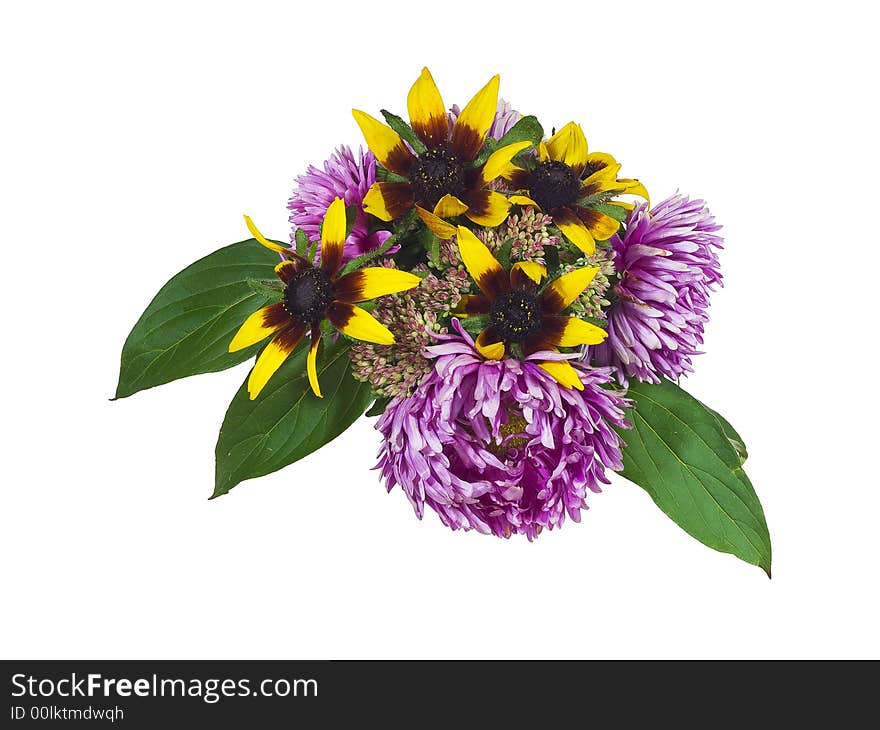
xmin=230 ymin=198 xmax=420 ymax=399
xmin=506 ymin=122 xmax=648 ymax=255
xmin=353 ymin=68 xmax=531 ymax=238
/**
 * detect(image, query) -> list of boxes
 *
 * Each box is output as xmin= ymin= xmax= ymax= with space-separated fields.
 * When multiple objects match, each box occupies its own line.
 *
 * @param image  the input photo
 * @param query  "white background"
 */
xmin=2 ymin=0 xmax=878 ymax=659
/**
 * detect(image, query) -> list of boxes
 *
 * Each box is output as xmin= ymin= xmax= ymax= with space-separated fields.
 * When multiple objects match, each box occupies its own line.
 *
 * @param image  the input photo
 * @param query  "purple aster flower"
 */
xmin=449 ymin=99 xmax=521 ymax=140
xmin=375 ymin=320 xmax=630 ymax=540
xmin=288 ymin=145 xmax=391 ymax=263
xmin=590 ymin=194 xmax=724 ymax=384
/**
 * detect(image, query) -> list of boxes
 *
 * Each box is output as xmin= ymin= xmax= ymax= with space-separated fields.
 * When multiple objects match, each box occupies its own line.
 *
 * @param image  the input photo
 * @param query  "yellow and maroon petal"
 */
xmin=351 ymin=109 xmax=416 ymax=176
xmin=479 ymin=140 xmax=532 ymax=186
xmin=545 ymin=122 xmax=588 ymax=174
xmin=475 ymin=327 xmax=505 ymax=360
xmin=274 ymin=259 xmax=307 ymax=284
xmin=538 ymin=359 xmax=584 ymax=390
xmin=462 ymin=189 xmax=511 ymax=227
xmin=583 ymin=152 xmax=618 ymax=179
xmin=580 ymin=167 xmax=623 ymax=197
xmin=504 ymin=168 xmax=531 ymax=189
xmin=539 ymin=266 xmax=599 ymax=314
xmin=554 ymin=207 xmax=596 ymax=255
xmin=577 ymin=207 xmax=621 ymax=241
xmin=306 ymin=326 xmax=322 ymax=398
xmin=510 ymin=260 xmax=546 ymax=290
xmin=333 ymin=267 xmax=421 ymax=303
xmin=229 ymin=303 xmax=292 ymax=352
xmin=320 ymin=197 xmax=347 ymax=276
xmin=456 ymin=225 xmax=509 ymax=300
xmin=327 ymin=301 xmax=395 ymax=345
xmin=508 ymin=194 xmax=540 ymax=209
xmin=246 ymin=323 xmax=306 ymax=399
xmin=244 ymin=215 xmax=289 ymax=253
xmin=407 ymin=67 xmax=448 ymax=149
xmin=539 ymin=315 xmax=608 ymax=347
xmin=363 ymin=182 xmax=415 ymax=222
xmin=453 ymin=293 xmax=491 ymax=317
xmin=416 ymin=205 xmax=458 ymax=239
xmin=433 ymin=194 xmax=469 ymax=219
xmin=450 ymin=74 xmax=500 ymax=162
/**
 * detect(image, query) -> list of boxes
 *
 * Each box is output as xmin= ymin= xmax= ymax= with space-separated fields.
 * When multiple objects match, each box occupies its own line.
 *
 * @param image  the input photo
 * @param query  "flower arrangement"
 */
xmin=116 ymin=69 xmax=770 ymax=573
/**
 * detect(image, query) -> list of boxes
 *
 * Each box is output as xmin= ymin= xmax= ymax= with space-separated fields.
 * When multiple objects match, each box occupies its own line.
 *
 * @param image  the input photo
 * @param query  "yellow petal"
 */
xmin=456 ymin=225 xmax=508 ymax=299
xmin=476 ymin=328 xmax=505 ymax=360
xmin=334 ymin=267 xmax=421 ymax=303
xmin=480 ymin=140 xmax=532 ymax=185
xmin=540 ymin=267 xmax=599 ymax=313
xmin=416 ymin=205 xmax=458 ymax=239
xmin=407 ymin=67 xmax=447 ymax=148
xmin=463 ymin=189 xmax=511 ymax=227
xmin=537 ymin=141 xmax=550 ymax=162
xmin=351 ymin=109 xmax=415 ymax=176
xmin=433 ymin=194 xmax=469 ymax=218
xmin=619 ymin=178 xmax=649 ymax=202
xmin=610 ymin=200 xmax=635 ymax=212
xmin=244 ymin=215 xmax=288 ymax=253
xmin=248 ymin=335 xmax=294 ymax=399
xmin=511 ymin=260 xmax=547 ymax=285
xmin=320 ymin=197 xmax=347 ymax=274
xmin=333 ymin=303 xmax=395 ymax=345
xmin=549 ymin=316 xmax=608 ymax=347
xmin=450 ymin=74 xmax=500 ymax=161
xmin=229 ymin=304 xmax=288 ymax=352
xmin=508 ymin=194 xmax=541 ymax=209
xmin=306 ymin=332 xmax=322 ymax=398
xmin=555 ymin=212 xmax=596 ymax=255
xmin=538 ymin=360 xmax=584 ymax=390
xmin=545 ymin=122 xmax=588 ymax=171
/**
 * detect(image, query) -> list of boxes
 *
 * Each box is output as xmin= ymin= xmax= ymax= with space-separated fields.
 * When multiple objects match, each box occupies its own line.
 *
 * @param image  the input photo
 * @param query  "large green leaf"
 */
xmin=115 ymin=239 xmax=279 ymax=399
xmin=618 ymin=379 xmax=771 ymax=575
xmin=213 ymin=337 xmax=373 ymax=497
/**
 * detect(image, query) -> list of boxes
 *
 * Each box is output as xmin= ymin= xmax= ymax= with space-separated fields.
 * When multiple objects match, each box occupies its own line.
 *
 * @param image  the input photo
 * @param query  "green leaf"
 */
xmin=617 ymin=379 xmax=771 ymax=575
xmin=705 ymin=405 xmax=749 ymax=464
xmin=472 ymin=115 xmax=543 ymax=168
xmin=115 ymin=239 xmax=279 ymax=399
xmin=381 ymin=109 xmax=426 ymax=154
xmin=213 ymin=337 xmax=373 ymax=497
xmin=365 ymin=396 xmax=392 ymax=417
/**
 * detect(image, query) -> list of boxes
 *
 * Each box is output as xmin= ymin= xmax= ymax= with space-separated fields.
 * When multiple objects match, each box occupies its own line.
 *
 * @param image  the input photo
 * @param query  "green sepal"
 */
xmin=246 ymin=278 xmax=285 ymax=299
xmin=380 ymin=109 xmax=427 ymax=154
xmin=294 ymin=229 xmax=310 ymax=257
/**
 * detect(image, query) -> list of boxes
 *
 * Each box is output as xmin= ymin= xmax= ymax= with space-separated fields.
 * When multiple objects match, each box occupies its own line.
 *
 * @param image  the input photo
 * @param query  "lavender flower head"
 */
xmin=376 ymin=321 xmax=630 ymax=540
xmin=591 ymin=194 xmax=723 ymax=384
xmin=288 ymin=145 xmax=391 ymax=263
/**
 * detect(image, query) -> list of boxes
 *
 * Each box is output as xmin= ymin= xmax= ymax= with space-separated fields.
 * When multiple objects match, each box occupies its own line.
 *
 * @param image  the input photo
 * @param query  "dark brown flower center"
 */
xmin=283 ymin=267 xmax=333 ymax=323
xmin=490 ymin=290 xmax=543 ymax=343
xmin=526 ymin=160 xmax=582 ymax=212
xmin=410 ymin=148 xmax=467 ymax=208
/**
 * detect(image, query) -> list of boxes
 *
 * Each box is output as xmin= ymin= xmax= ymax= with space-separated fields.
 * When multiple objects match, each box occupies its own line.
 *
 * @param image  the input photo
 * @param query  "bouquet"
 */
xmin=116 ymin=69 xmax=770 ymax=573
